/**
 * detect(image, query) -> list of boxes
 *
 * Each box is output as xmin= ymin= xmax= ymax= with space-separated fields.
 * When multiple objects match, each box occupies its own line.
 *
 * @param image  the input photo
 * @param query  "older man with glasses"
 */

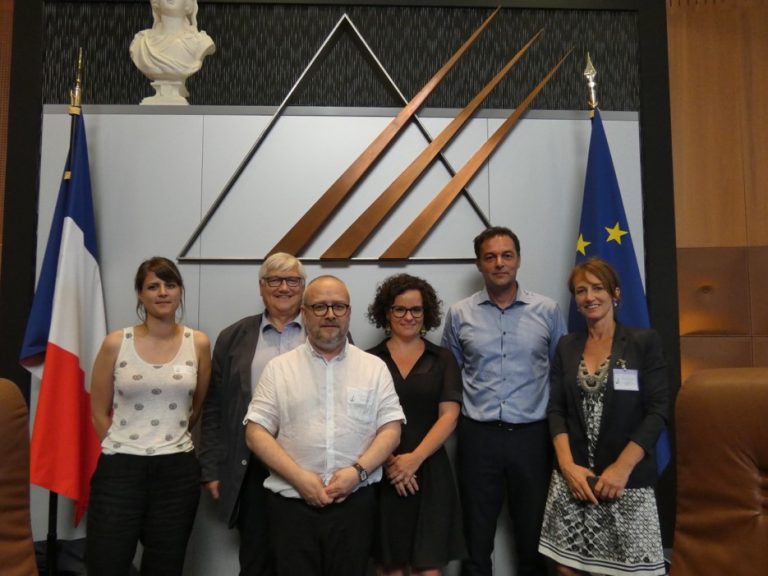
xmin=245 ymin=275 xmax=405 ymax=576
xmin=200 ymin=253 xmax=307 ymax=576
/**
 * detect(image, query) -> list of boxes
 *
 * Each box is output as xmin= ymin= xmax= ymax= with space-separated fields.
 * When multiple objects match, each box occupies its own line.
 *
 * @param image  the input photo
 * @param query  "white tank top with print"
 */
xmin=102 ymin=326 xmax=197 ymax=456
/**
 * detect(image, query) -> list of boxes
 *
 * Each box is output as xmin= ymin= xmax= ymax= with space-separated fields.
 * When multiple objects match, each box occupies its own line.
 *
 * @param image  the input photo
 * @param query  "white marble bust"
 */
xmin=130 ymin=0 xmax=216 ymax=104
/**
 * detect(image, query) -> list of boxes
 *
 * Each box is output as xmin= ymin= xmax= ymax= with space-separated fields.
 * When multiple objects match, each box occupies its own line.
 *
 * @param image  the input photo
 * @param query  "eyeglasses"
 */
xmin=262 ymin=276 xmax=303 ymax=288
xmin=307 ymin=303 xmax=350 ymax=317
xmin=390 ymin=305 xmax=424 ymax=318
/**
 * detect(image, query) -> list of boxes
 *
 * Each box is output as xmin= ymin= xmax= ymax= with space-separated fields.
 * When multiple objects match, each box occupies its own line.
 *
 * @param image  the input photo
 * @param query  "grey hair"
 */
xmin=259 ymin=253 xmax=306 ymax=281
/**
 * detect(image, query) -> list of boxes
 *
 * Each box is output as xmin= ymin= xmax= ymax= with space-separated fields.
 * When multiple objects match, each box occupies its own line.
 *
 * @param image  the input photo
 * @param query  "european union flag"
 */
xmin=571 ymin=109 xmax=670 ymax=474
xmin=570 ymin=110 xmax=649 ymax=331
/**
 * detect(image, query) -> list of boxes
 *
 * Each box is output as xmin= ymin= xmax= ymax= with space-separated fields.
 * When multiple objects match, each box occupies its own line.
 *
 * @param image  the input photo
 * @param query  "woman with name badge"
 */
xmin=538 ymin=257 xmax=669 ymax=576
xmin=87 ymin=257 xmax=211 ymax=576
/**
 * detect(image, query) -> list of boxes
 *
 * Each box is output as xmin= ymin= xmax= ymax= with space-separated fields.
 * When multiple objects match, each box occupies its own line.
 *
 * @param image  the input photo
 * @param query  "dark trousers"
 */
xmin=266 ymin=485 xmax=375 ymax=576
xmin=236 ymin=456 xmax=274 ymax=576
xmin=86 ymin=451 xmax=201 ymax=576
xmin=457 ymin=417 xmax=552 ymax=576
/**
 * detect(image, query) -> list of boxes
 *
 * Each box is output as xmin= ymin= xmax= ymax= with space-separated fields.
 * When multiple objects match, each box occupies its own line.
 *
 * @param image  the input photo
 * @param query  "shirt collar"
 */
xmin=262 ymin=312 xmax=303 ymax=333
xmin=477 ymin=284 xmax=533 ymax=309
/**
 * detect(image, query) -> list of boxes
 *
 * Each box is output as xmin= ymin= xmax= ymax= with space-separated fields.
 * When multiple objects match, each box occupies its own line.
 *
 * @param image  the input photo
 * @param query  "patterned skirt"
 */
xmin=538 ymin=472 xmax=665 ymax=576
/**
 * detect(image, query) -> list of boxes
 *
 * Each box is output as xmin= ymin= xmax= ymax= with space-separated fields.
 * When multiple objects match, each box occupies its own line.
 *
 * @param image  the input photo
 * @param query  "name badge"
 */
xmin=173 ymin=365 xmax=196 ymax=375
xmin=613 ymin=369 xmax=639 ymax=391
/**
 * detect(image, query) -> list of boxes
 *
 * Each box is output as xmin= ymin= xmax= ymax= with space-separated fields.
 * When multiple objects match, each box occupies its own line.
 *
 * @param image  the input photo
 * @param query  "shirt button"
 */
xmin=241 ymin=459 xmax=248 ymax=466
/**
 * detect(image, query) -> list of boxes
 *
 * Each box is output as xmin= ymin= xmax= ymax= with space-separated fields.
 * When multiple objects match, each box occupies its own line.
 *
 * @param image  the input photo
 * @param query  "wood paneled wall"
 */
xmin=667 ymin=0 xmax=768 ymax=381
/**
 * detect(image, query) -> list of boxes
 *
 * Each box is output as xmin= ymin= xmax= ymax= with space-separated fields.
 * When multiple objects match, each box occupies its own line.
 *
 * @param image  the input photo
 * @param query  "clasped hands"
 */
xmin=295 ymin=466 xmax=361 ymax=507
xmin=561 ymin=462 xmax=630 ymax=505
xmin=385 ymin=453 xmax=421 ymax=497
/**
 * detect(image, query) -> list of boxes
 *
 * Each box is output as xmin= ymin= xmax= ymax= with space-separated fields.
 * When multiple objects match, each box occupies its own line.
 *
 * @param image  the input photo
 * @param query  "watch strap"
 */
xmin=352 ymin=462 xmax=368 ymax=482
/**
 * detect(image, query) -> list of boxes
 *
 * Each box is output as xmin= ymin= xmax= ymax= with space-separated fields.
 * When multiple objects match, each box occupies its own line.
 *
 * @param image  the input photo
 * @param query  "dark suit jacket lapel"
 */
xmin=599 ymin=324 xmax=629 ymax=441
xmin=569 ymin=332 xmax=590 ymax=432
xmin=236 ymin=314 xmax=262 ymax=405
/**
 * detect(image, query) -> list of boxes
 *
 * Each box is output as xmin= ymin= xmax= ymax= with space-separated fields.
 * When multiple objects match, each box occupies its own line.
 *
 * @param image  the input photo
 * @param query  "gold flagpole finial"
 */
xmin=583 ymin=52 xmax=598 ymax=116
xmin=69 ymin=48 xmax=83 ymax=114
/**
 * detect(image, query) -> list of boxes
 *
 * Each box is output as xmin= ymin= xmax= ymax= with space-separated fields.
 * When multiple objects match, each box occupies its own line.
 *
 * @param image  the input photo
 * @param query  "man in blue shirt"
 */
xmin=442 ymin=226 xmax=567 ymax=576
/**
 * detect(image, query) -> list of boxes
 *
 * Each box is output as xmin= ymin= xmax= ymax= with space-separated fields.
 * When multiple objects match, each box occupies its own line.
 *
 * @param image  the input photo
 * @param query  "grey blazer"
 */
xmin=199 ymin=314 xmax=263 ymax=526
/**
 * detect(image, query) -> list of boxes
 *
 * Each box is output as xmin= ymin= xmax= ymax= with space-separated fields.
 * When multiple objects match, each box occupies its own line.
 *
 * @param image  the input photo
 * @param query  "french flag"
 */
xmin=21 ymin=111 xmax=106 ymax=524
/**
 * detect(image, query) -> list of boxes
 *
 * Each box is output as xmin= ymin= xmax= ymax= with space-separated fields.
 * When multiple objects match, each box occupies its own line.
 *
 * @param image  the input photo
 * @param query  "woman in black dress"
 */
xmin=367 ymin=273 xmax=466 ymax=576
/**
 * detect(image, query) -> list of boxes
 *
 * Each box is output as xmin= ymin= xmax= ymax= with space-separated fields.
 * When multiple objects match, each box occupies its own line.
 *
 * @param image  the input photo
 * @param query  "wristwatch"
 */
xmin=352 ymin=462 xmax=368 ymax=483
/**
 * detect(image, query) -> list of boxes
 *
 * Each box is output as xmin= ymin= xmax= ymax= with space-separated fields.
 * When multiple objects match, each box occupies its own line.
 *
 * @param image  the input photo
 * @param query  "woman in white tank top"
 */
xmin=87 ymin=256 xmax=211 ymax=576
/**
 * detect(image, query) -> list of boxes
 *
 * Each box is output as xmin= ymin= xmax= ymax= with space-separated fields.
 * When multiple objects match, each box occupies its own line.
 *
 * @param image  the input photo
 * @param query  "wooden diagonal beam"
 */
xmin=380 ymin=47 xmax=575 ymax=260
xmin=321 ymin=29 xmax=544 ymax=260
xmin=268 ymin=6 xmax=501 ymax=257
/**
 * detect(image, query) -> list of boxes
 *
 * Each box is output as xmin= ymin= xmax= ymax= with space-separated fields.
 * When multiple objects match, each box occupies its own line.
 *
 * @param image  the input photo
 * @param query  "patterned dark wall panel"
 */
xmin=42 ymin=3 xmax=639 ymax=109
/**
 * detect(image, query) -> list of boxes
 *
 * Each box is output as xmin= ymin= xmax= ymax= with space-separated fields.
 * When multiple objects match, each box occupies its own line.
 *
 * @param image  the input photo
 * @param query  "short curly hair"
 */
xmin=367 ymin=273 xmax=442 ymax=332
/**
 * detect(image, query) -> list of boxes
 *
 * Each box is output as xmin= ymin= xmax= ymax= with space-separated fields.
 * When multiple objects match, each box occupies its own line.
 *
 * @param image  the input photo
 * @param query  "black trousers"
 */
xmin=457 ymin=417 xmax=552 ymax=576
xmin=266 ymin=485 xmax=376 ymax=576
xmin=236 ymin=456 xmax=274 ymax=576
xmin=86 ymin=451 xmax=200 ymax=576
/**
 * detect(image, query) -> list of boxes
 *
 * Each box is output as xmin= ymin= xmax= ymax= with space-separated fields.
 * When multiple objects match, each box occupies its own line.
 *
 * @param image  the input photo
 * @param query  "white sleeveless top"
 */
xmin=102 ymin=326 xmax=197 ymax=456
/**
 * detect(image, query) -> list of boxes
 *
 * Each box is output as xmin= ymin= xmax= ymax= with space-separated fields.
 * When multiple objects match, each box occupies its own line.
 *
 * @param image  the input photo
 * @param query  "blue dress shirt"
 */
xmin=250 ymin=313 xmax=304 ymax=396
xmin=441 ymin=286 xmax=567 ymax=423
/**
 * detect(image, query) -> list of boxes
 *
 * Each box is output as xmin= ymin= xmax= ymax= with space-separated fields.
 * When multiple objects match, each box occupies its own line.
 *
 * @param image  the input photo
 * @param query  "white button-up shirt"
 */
xmin=245 ymin=340 xmax=405 ymax=498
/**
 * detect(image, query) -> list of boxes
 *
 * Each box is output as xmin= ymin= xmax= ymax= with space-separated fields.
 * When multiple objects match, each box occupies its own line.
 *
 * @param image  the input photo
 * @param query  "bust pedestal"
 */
xmin=141 ymin=80 xmax=191 ymax=105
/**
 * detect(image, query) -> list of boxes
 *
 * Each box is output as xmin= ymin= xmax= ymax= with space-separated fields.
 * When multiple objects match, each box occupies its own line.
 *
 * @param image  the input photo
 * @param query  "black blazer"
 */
xmin=547 ymin=324 xmax=669 ymax=488
xmin=199 ymin=314 xmax=264 ymax=526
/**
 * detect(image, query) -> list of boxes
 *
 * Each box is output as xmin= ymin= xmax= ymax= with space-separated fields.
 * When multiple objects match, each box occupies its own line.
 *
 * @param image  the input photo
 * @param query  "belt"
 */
xmin=463 ymin=415 xmax=546 ymax=431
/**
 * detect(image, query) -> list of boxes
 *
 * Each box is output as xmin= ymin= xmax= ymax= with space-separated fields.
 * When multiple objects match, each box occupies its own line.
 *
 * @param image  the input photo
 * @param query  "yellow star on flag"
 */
xmin=605 ymin=222 xmax=629 ymax=244
xmin=576 ymin=233 xmax=591 ymax=256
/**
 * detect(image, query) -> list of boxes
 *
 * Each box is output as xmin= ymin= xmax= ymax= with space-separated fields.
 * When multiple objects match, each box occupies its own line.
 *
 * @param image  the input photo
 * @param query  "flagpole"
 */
xmin=66 ymin=48 xmax=84 ymax=178
xmin=45 ymin=490 xmax=57 ymax=576
xmin=44 ymin=46 xmax=84 ymax=576
xmin=584 ymin=52 xmax=598 ymax=117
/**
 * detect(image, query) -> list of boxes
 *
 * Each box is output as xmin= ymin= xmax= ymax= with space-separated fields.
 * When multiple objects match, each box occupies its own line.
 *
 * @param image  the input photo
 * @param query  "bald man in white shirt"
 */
xmin=245 ymin=276 xmax=404 ymax=576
